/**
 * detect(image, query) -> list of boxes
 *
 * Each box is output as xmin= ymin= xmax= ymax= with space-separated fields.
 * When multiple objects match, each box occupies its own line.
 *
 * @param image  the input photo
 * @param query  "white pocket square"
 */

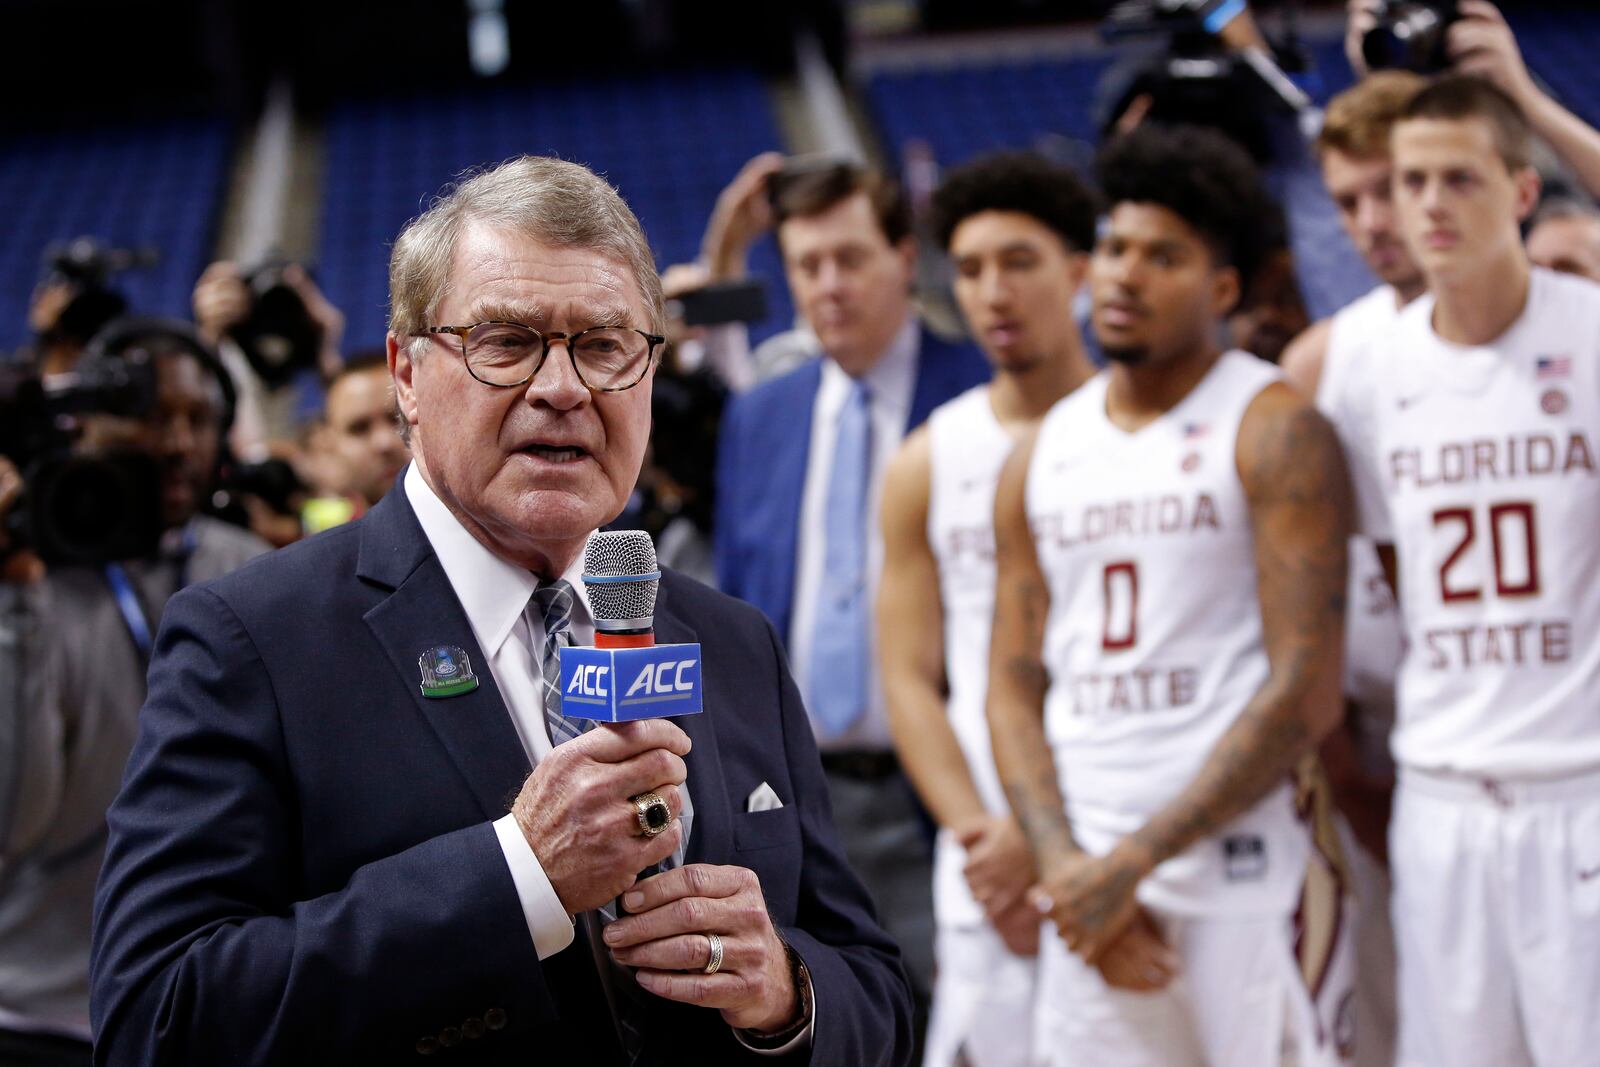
xmin=745 ymin=782 xmax=783 ymax=812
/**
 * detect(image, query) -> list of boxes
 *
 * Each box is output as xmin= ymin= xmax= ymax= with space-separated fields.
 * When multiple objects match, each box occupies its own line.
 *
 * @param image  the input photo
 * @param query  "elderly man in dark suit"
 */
xmin=90 ymin=156 xmax=912 ymax=1066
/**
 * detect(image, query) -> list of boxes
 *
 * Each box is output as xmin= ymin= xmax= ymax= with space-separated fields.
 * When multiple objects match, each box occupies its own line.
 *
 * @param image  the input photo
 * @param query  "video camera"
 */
xmin=227 ymin=261 xmax=323 ymax=388
xmin=37 ymin=237 xmax=157 ymax=346
xmin=1098 ymin=0 xmax=1314 ymax=164
xmin=1102 ymin=0 xmax=1250 ymax=41
xmin=0 ymin=346 xmax=163 ymax=566
xmin=1361 ymin=0 xmax=1458 ymax=75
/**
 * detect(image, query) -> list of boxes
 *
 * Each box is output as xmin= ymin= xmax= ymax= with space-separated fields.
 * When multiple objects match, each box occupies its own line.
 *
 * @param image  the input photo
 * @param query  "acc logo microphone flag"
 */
xmin=558 ymin=643 xmax=705 ymax=721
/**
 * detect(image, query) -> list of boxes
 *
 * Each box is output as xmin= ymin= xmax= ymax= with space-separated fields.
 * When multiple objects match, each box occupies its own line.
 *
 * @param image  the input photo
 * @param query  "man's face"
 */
xmin=392 ymin=222 xmax=655 ymax=573
xmin=325 ymin=366 xmax=408 ymax=507
xmin=1322 ymin=148 xmax=1422 ymax=291
xmin=1227 ymin=248 xmax=1310 ymax=364
xmin=152 ymin=352 xmax=222 ymax=529
xmin=1089 ymin=202 xmax=1239 ymax=367
xmin=1392 ymin=116 xmax=1540 ymax=286
xmin=948 ymin=209 xmax=1086 ymax=374
xmin=778 ymin=191 xmax=916 ymax=376
xmin=1526 ymin=214 xmax=1600 ymax=283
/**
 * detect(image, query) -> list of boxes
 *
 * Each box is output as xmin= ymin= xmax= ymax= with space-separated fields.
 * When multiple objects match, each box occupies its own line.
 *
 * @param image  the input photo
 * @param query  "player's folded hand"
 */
xmin=1093 ymin=907 xmax=1179 ymax=992
xmin=1031 ymin=847 xmax=1146 ymax=962
xmin=956 ymin=813 xmax=1036 ymax=920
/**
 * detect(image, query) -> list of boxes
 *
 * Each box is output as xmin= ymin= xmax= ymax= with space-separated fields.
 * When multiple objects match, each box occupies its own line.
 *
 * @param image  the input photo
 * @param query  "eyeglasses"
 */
xmin=418 ymin=321 xmax=664 ymax=392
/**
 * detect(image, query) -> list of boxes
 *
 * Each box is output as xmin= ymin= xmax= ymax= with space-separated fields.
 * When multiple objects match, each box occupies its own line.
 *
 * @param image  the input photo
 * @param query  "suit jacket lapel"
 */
xmin=654 ymin=579 xmax=729 ymax=867
xmin=907 ymin=325 xmax=945 ymax=433
xmin=357 ymin=490 xmax=532 ymax=822
xmin=754 ymin=360 xmax=818 ymax=644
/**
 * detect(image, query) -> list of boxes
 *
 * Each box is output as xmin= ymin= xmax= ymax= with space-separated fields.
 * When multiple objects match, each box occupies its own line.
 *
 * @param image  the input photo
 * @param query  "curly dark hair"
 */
xmin=1095 ymin=124 xmax=1275 ymax=291
xmin=929 ymin=151 xmax=1100 ymax=255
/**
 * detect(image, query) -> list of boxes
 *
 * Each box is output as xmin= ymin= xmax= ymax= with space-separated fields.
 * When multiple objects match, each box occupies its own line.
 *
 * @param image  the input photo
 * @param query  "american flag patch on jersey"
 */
xmin=1537 ymin=355 xmax=1572 ymax=378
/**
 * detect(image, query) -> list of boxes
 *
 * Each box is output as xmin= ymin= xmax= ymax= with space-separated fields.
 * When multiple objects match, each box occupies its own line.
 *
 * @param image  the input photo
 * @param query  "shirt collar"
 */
xmin=403 ymin=462 xmax=593 ymax=656
xmin=820 ymin=315 xmax=920 ymax=417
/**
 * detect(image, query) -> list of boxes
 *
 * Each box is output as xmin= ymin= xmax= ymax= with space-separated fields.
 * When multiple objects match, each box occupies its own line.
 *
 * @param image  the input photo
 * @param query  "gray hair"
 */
xmin=388 ymin=156 xmax=665 ymax=351
xmin=1530 ymin=194 xmax=1600 ymax=231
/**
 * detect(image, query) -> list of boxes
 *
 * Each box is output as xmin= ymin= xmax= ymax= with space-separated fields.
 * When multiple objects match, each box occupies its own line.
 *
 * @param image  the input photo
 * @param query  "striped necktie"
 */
xmin=531 ymin=580 xmax=592 ymax=748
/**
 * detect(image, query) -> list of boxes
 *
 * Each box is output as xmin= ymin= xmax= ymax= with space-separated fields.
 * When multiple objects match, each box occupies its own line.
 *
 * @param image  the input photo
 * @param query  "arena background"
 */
xmin=4 ymin=0 xmax=1597 ymax=397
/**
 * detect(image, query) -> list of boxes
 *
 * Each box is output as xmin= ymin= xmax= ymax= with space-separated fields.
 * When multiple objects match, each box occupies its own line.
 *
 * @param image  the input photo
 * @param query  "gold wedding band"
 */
xmin=703 ymin=932 xmax=724 ymax=975
xmin=631 ymin=791 xmax=671 ymax=838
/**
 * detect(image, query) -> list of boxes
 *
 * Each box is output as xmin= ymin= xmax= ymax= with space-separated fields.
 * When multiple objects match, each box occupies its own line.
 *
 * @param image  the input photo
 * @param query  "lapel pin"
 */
xmin=419 ymin=645 xmax=480 ymax=698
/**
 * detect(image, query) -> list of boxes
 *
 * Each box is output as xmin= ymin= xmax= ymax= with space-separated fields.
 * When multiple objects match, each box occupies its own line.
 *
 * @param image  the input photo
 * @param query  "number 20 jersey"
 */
xmin=1330 ymin=268 xmax=1600 ymax=780
xmin=1026 ymin=350 xmax=1308 ymax=917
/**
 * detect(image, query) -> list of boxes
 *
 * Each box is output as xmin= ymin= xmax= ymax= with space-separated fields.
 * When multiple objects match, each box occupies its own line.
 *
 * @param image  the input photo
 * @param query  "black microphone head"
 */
xmin=583 ymin=530 xmax=660 ymax=631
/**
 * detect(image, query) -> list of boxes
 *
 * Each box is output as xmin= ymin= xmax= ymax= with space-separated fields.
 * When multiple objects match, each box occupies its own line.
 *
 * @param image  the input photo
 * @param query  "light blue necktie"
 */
xmin=808 ymin=379 xmax=873 ymax=737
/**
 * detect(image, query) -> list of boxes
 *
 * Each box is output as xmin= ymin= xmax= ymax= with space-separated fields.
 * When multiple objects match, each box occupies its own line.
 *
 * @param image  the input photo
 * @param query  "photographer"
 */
xmin=192 ymin=259 xmax=348 ymax=461
xmin=0 ymin=322 xmax=266 ymax=1065
xmin=1347 ymin=0 xmax=1600 ymax=200
xmin=25 ymin=239 xmax=152 ymax=379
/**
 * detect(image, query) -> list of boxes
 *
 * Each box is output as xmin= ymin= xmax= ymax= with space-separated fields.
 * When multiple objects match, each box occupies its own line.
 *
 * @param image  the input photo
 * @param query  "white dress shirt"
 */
xmin=787 ymin=317 xmax=919 ymax=753
xmin=406 ymin=464 xmax=580 ymax=959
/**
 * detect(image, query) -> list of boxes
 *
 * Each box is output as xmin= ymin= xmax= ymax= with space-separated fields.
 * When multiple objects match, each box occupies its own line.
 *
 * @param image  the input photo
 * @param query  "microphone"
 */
xmin=557 ymin=531 xmax=703 ymax=723
xmin=583 ymin=530 xmax=661 ymax=650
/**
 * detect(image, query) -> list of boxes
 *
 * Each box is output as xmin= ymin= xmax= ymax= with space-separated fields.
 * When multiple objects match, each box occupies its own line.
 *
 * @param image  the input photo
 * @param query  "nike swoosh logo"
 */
xmin=1397 ymin=394 xmax=1426 ymax=410
xmin=1580 ymin=865 xmax=1600 ymax=882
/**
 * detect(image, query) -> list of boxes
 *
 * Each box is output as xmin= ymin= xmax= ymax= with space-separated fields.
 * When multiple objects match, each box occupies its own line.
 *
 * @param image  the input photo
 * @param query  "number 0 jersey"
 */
xmin=1027 ymin=350 xmax=1308 ymax=917
xmin=1328 ymin=268 xmax=1600 ymax=780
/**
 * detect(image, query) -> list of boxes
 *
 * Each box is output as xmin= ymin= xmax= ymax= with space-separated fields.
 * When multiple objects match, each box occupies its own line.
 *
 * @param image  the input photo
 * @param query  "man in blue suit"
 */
xmin=715 ymin=162 xmax=989 ymax=1045
xmin=90 ymin=156 xmax=912 ymax=1066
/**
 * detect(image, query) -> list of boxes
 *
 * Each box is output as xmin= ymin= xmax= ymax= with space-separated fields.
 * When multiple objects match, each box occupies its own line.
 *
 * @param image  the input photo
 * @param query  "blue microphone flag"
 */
xmin=558 ymin=643 xmax=705 ymax=722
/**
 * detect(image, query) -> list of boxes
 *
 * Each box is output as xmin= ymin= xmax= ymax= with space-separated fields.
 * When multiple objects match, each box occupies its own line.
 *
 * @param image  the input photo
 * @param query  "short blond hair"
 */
xmin=1315 ymin=71 xmax=1428 ymax=162
xmin=387 ymin=156 xmax=664 ymax=348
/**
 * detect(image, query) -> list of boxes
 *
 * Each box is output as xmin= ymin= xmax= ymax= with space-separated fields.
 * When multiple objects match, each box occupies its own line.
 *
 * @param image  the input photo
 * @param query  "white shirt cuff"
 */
xmin=731 ymin=968 xmax=815 ymax=1056
xmin=492 ymin=814 xmax=576 ymax=960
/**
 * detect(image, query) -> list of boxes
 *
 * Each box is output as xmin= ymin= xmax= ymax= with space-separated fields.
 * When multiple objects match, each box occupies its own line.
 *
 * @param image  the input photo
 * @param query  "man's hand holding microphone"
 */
xmin=509 ymin=531 xmax=806 ymax=1039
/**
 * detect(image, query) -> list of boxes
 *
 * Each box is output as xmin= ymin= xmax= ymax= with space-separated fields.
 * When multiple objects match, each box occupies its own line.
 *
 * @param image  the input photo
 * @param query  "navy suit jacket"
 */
xmin=89 ymin=488 xmax=913 ymax=1066
xmin=714 ymin=325 xmax=988 ymax=644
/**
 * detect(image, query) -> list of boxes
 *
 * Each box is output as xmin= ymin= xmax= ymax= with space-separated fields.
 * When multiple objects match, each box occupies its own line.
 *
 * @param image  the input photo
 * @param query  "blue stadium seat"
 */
xmin=0 ymin=117 xmax=232 ymax=354
xmin=318 ymin=67 xmax=791 ymax=352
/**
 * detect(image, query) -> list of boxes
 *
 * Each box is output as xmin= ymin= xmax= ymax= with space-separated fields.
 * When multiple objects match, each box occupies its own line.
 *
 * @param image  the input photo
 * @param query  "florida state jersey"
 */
xmin=1332 ymin=268 xmax=1600 ymax=779
xmin=1027 ymin=351 xmax=1309 ymax=917
xmin=926 ymin=384 xmax=1017 ymax=927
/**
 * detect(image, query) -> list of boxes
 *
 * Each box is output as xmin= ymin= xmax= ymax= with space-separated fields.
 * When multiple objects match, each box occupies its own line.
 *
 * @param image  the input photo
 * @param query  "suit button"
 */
xmin=462 ymin=1017 xmax=486 ymax=1040
xmin=416 ymin=1036 xmax=439 ymax=1055
xmin=485 ymin=1007 xmax=508 ymax=1031
xmin=439 ymin=1026 xmax=462 ymax=1047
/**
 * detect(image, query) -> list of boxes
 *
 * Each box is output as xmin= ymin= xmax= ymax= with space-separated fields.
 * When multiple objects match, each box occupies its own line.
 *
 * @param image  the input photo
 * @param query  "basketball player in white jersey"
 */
xmin=1282 ymin=71 xmax=1428 ymax=1067
xmin=1329 ymin=75 xmax=1600 ymax=1067
xmin=987 ymin=125 xmax=1356 ymax=1067
xmin=878 ymin=152 xmax=1100 ymax=1067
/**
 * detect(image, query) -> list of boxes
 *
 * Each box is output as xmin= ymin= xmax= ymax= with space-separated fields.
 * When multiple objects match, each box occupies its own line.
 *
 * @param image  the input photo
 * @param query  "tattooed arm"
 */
xmin=986 ymin=430 xmax=1076 ymax=869
xmin=987 ymin=429 xmax=1177 ymax=986
xmin=1044 ymin=386 xmax=1350 ymax=960
xmin=1122 ymin=382 xmax=1352 ymax=881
